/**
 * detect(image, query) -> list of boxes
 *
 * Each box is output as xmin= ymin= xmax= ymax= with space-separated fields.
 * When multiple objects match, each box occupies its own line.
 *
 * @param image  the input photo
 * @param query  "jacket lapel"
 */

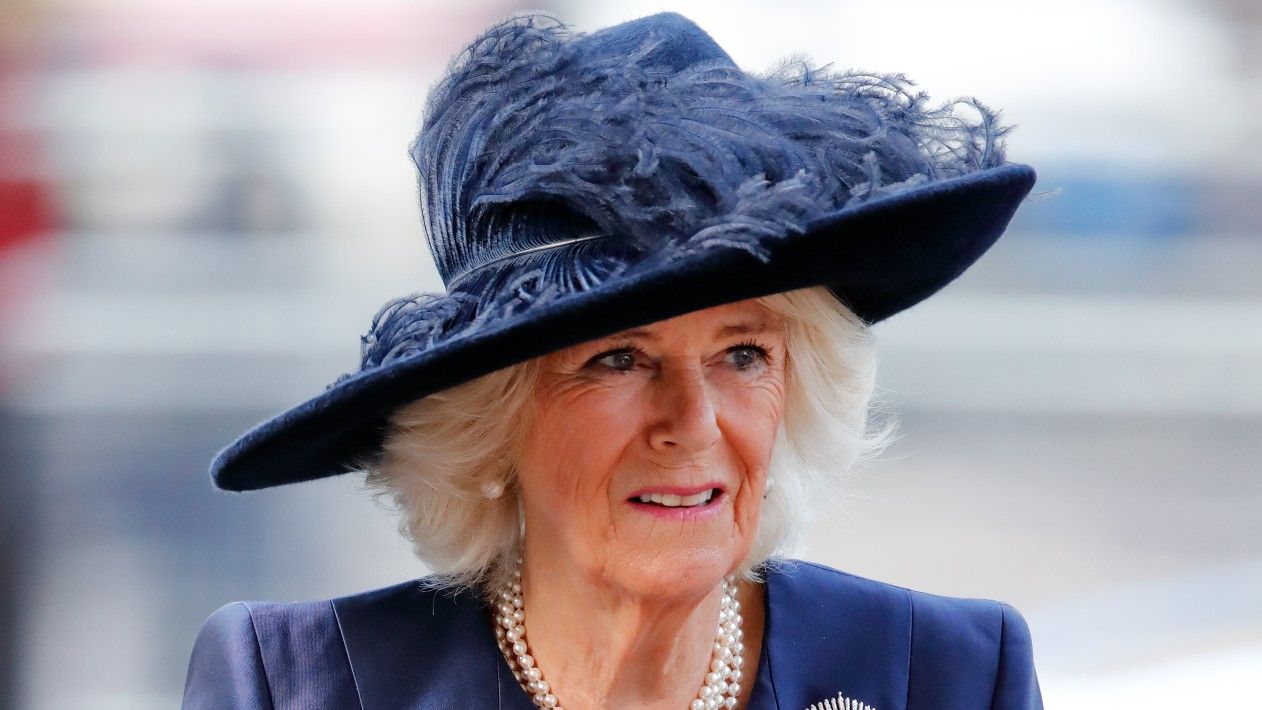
xmin=332 ymin=580 xmax=535 ymax=709
xmin=760 ymin=561 xmax=911 ymax=710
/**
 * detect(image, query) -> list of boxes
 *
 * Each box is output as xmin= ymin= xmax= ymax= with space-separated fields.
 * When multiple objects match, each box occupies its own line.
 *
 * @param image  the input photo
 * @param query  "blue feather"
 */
xmin=331 ymin=11 xmax=1015 ymax=385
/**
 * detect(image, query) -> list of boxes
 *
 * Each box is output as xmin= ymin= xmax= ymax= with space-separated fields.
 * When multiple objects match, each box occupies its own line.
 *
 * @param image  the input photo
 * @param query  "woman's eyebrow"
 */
xmin=611 ymin=319 xmax=777 ymax=342
xmin=714 ymin=320 xmax=778 ymax=338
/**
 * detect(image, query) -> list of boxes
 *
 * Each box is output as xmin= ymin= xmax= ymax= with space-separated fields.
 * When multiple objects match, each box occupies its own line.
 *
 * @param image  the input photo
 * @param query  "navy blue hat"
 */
xmin=211 ymin=11 xmax=1037 ymax=492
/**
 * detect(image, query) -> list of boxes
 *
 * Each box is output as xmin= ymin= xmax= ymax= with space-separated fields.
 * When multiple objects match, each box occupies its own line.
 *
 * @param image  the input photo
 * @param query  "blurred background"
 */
xmin=1 ymin=0 xmax=1260 ymax=707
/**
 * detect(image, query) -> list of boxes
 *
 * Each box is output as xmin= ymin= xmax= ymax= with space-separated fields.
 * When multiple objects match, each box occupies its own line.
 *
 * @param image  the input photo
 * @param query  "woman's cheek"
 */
xmin=721 ymin=468 xmax=755 ymax=542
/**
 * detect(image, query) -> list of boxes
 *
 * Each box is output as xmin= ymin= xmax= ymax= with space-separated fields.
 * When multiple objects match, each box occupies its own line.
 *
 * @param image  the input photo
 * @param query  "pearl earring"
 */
xmin=763 ymin=476 xmax=775 ymax=498
xmin=481 ymin=480 xmax=505 ymax=500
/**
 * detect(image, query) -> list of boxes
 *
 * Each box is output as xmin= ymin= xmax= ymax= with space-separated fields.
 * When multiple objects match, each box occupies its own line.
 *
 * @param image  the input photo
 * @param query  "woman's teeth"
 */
xmin=635 ymin=489 xmax=716 ymax=507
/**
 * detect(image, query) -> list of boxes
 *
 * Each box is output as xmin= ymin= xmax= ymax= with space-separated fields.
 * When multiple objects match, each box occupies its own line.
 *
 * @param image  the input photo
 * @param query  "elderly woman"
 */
xmin=183 ymin=11 xmax=1042 ymax=710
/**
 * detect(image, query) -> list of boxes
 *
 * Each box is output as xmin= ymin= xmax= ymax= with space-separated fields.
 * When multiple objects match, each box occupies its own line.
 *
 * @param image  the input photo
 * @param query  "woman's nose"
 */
xmin=647 ymin=365 xmax=721 ymax=454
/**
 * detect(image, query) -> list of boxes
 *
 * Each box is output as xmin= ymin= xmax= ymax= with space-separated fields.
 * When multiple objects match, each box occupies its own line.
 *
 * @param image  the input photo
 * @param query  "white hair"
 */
xmin=360 ymin=285 xmax=899 ymax=601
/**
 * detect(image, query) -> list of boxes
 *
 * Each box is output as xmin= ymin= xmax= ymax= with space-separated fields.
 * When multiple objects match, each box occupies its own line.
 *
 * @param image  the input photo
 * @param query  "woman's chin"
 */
xmin=602 ymin=547 xmax=743 ymax=600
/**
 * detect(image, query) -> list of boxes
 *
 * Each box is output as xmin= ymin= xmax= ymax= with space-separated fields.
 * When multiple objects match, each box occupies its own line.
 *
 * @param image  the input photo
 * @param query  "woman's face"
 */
xmin=515 ymin=298 xmax=788 ymax=598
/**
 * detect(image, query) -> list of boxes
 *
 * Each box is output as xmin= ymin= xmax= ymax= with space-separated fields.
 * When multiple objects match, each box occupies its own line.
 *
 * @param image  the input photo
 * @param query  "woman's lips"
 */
xmin=625 ymin=486 xmax=725 ymax=520
xmin=627 ymin=483 xmax=725 ymax=500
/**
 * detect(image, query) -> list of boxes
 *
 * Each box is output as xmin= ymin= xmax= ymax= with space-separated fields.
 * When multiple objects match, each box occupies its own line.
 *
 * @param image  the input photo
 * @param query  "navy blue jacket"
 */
xmin=182 ymin=559 xmax=1042 ymax=709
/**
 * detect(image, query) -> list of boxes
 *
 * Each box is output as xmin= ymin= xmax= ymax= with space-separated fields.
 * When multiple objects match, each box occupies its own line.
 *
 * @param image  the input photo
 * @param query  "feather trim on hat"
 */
xmin=333 ymin=11 xmax=1014 ymax=388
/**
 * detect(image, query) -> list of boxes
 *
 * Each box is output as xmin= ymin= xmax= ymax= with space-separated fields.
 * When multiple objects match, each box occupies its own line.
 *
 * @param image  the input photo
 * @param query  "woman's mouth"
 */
xmin=626 ymin=486 xmax=725 ymax=519
xmin=633 ymin=489 xmax=716 ymax=507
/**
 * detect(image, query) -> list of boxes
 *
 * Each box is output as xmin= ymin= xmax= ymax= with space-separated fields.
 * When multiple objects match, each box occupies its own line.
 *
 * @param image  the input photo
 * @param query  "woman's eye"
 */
xmin=728 ymin=343 xmax=770 ymax=370
xmin=592 ymin=348 xmax=639 ymax=372
xmin=588 ymin=343 xmax=770 ymax=373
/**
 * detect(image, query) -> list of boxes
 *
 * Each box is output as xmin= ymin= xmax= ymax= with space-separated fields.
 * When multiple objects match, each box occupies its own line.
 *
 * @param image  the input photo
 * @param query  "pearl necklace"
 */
xmin=493 ymin=560 xmax=746 ymax=710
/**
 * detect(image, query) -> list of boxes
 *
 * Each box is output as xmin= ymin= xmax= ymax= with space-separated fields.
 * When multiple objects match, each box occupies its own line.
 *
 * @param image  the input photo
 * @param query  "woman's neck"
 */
xmin=504 ymin=556 xmax=764 ymax=710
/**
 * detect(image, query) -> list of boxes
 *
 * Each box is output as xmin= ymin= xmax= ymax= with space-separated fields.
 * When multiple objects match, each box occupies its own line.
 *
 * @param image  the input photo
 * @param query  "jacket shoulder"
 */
xmin=183 ymin=602 xmax=274 ymax=710
xmin=774 ymin=557 xmax=1005 ymax=629
xmin=774 ymin=559 xmax=1042 ymax=710
xmin=181 ymin=581 xmax=428 ymax=710
xmin=899 ymin=582 xmax=1035 ymax=708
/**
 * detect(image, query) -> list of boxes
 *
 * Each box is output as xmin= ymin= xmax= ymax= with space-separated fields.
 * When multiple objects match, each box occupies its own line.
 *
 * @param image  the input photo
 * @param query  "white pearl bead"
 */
xmin=723 ymin=697 xmax=738 ymax=708
xmin=524 ymin=666 xmax=542 ymax=682
xmin=513 ymin=640 xmax=528 ymax=656
xmin=691 ymin=700 xmax=706 ymax=710
xmin=519 ymin=653 xmax=534 ymax=669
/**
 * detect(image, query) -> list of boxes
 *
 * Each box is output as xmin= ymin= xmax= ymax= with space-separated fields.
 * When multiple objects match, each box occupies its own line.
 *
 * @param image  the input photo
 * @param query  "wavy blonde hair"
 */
xmin=361 ymin=285 xmax=898 ymax=600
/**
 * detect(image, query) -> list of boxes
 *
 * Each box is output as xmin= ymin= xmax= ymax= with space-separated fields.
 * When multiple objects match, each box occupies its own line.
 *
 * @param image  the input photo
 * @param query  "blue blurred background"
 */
xmin=1 ymin=0 xmax=1260 ymax=707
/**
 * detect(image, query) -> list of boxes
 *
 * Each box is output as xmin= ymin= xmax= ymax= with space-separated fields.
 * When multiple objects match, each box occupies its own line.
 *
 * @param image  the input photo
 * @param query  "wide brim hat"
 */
xmin=211 ymin=11 xmax=1038 ymax=492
